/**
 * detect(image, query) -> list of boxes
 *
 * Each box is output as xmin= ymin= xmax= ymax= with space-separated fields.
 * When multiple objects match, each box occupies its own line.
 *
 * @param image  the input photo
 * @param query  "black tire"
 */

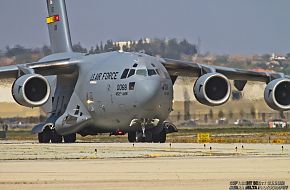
xmin=38 ymin=133 xmax=44 ymax=143
xmin=152 ymin=129 xmax=166 ymax=143
xmin=128 ymin=132 xmax=136 ymax=143
xmin=38 ymin=128 xmax=52 ymax=143
xmin=135 ymin=132 xmax=145 ymax=142
xmin=152 ymin=134 xmax=160 ymax=143
xmin=51 ymin=131 xmax=63 ymax=143
xmin=159 ymin=129 xmax=166 ymax=143
xmin=64 ymin=133 xmax=76 ymax=143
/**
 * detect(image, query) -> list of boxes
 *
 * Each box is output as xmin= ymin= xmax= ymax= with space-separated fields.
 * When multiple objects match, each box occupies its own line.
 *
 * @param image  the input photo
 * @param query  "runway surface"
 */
xmin=0 ymin=142 xmax=289 ymax=190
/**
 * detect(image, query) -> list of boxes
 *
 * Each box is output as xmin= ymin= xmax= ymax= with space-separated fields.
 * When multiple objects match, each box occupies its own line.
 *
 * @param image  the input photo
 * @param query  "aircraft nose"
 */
xmin=136 ymin=79 xmax=161 ymax=108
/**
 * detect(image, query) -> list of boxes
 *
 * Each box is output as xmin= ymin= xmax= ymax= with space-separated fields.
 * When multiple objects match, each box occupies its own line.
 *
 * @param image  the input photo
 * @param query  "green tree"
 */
xmin=218 ymin=110 xmax=224 ymax=118
xmin=279 ymin=111 xmax=285 ymax=119
xmin=285 ymin=53 xmax=290 ymax=60
xmin=239 ymin=109 xmax=244 ymax=118
xmin=209 ymin=109 xmax=214 ymax=120
xmin=250 ymin=106 xmax=256 ymax=119
xmin=104 ymin=40 xmax=115 ymax=52
xmin=179 ymin=39 xmax=197 ymax=55
xmin=261 ymin=54 xmax=271 ymax=61
xmin=229 ymin=110 xmax=234 ymax=119
xmin=115 ymin=44 xmax=121 ymax=51
xmin=89 ymin=47 xmax=94 ymax=54
xmin=122 ymin=43 xmax=129 ymax=52
xmin=5 ymin=45 xmax=35 ymax=64
xmin=72 ymin=42 xmax=87 ymax=53
xmin=164 ymin=38 xmax=180 ymax=59
xmin=6 ymin=45 xmax=29 ymax=57
xmin=214 ymin=55 xmax=229 ymax=64
xmin=100 ymin=41 xmax=104 ymax=52
xmin=94 ymin=44 xmax=100 ymax=54
xmin=42 ymin=45 xmax=52 ymax=56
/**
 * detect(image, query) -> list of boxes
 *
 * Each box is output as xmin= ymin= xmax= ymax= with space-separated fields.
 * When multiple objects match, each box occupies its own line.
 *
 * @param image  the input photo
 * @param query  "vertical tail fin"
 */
xmin=46 ymin=0 xmax=73 ymax=53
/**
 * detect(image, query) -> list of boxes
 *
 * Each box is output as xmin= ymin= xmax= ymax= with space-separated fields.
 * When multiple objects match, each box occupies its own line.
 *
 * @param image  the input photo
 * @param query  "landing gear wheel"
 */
xmin=38 ymin=128 xmax=52 ymax=143
xmin=38 ymin=133 xmax=44 ymax=143
xmin=152 ymin=134 xmax=160 ymax=143
xmin=51 ymin=131 xmax=63 ymax=143
xmin=64 ymin=133 xmax=76 ymax=143
xmin=128 ymin=132 xmax=136 ymax=143
xmin=159 ymin=129 xmax=166 ymax=143
xmin=135 ymin=132 xmax=145 ymax=142
xmin=152 ymin=129 xmax=166 ymax=143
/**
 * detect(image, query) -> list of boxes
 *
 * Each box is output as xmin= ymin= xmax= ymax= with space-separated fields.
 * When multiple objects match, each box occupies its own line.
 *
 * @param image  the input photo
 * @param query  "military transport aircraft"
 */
xmin=0 ymin=0 xmax=289 ymax=143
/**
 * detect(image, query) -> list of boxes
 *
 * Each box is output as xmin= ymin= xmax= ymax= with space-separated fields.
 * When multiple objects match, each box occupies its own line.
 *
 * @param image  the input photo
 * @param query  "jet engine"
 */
xmin=264 ymin=78 xmax=290 ymax=111
xmin=194 ymin=73 xmax=231 ymax=106
xmin=12 ymin=74 xmax=51 ymax=107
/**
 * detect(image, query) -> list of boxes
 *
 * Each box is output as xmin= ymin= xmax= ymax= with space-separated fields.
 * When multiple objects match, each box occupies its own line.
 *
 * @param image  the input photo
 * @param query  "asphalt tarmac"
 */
xmin=0 ymin=142 xmax=289 ymax=190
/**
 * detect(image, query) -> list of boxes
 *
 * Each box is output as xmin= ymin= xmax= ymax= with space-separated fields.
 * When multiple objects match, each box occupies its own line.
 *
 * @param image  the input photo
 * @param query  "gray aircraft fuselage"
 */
xmin=40 ymin=51 xmax=173 ymax=135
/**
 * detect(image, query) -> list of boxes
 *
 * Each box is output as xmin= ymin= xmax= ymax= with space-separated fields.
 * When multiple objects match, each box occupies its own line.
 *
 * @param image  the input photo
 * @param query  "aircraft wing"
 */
xmin=0 ymin=58 xmax=79 ymax=80
xmin=162 ymin=58 xmax=288 ymax=90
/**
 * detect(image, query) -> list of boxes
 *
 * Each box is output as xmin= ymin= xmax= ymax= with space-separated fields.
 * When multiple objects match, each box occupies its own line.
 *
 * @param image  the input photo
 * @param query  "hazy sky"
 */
xmin=0 ymin=0 xmax=290 ymax=55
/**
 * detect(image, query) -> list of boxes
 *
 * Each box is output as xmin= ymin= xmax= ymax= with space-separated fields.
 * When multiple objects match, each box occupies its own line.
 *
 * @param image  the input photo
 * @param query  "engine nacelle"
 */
xmin=12 ymin=74 xmax=51 ymax=107
xmin=194 ymin=73 xmax=231 ymax=106
xmin=264 ymin=78 xmax=290 ymax=111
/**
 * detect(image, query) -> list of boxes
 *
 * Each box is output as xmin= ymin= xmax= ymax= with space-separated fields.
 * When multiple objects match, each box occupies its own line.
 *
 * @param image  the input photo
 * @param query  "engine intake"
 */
xmin=264 ymin=78 xmax=290 ymax=111
xmin=194 ymin=73 xmax=231 ymax=106
xmin=12 ymin=74 xmax=51 ymax=107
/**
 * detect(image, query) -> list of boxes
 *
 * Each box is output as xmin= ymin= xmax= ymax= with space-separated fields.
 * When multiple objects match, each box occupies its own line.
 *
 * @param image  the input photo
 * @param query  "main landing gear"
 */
xmin=128 ymin=128 xmax=166 ymax=143
xmin=128 ymin=121 xmax=177 ymax=143
xmin=38 ymin=127 xmax=76 ymax=143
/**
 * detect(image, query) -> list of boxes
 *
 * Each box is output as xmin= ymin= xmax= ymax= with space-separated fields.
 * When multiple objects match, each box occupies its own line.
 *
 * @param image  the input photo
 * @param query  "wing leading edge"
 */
xmin=162 ymin=58 xmax=289 ymax=86
xmin=0 ymin=58 xmax=79 ymax=80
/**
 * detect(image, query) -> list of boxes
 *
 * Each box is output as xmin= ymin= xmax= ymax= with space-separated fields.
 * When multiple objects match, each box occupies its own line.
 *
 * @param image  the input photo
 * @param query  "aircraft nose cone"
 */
xmin=137 ymin=79 xmax=161 ymax=108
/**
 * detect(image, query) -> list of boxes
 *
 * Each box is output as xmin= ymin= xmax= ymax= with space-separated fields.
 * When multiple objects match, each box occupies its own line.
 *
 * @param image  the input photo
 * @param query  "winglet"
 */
xmin=46 ymin=0 xmax=73 ymax=53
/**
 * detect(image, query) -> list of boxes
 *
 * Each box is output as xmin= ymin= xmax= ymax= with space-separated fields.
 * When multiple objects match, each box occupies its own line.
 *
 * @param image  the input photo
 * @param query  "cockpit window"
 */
xmin=127 ymin=69 xmax=136 ymax=78
xmin=155 ymin=69 xmax=160 ymax=75
xmin=164 ymin=71 xmax=170 ymax=79
xmin=156 ymin=69 xmax=166 ymax=78
xmin=121 ymin=69 xmax=129 ymax=79
xmin=148 ymin=69 xmax=157 ymax=76
xmin=136 ymin=69 xmax=147 ymax=76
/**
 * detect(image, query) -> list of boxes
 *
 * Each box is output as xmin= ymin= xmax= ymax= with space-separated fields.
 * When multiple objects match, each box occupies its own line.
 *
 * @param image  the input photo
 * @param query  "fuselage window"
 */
xmin=121 ymin=69 xmax=129 ymax=79
xmin=136 ymin=69 xmax=147 ymax=76
xmin=133 ymin=63 xmax=138 ymax=67
xmin=151 ymin=63 xmax=156 ymax=67
xmin=148 ymin=69 xmax=157 ymax=76
xmin=127 ymin=69 xmax=136 ymax=78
